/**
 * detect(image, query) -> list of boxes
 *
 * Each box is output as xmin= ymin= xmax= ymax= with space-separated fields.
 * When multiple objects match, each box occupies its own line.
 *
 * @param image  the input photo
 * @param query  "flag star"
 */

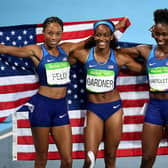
xmin=80 ymin=79 xmax=84 ymax=83
xmin=0 ymin=32 xmax=3 ymax=36
xmin=24 ymin=62 xmax=28 ymax=66
xmin=80 ymin=89 xmax=85 ymax=93
xmin=21 ymin=66 xmax=26 ymax=70
xmin=29 ymin=35 xmax=33 ymax=39
xmin=23 ymin=30 xmax=27 ymax=35
xmin=73 ymin=84 xmax=78 ymax=88
xmin=18 ymin=36 xmax=22 ymax=40
xmin=6 ymin=36 xmax=10 ymax=41
xmin=1 ymin=42 xmax=5 ymax=45
xmin=1 ymin=66 xmax=5 ymax=70
xmin=68 ymin=100 xmax=72 ymax=104
xmin=12 ymin=41 xmax=16 ymax=45
xmin=24 ymin=41 xmax=28 ymax=45
xmin=14 ymin=62 xmax=19 ymax=66
xmin=12 ymin=66 xmax=16 ymax=70
xmin=67 ymin=89 xmax=72 ymax=94
xmin=5 ymin=61 xmax=9 ymax=65
xmin=72 ymin=74 xmax=77 ymax=78
xmin=74 ymin=94 xmax=78 ymax=99
xmin=11 ymin=31 xmax=15 ymax=35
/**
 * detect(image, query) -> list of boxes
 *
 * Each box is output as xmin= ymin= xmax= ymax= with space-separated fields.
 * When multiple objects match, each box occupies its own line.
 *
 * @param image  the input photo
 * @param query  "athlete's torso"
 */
xmin=147 ymin=45 xmax=168 ymax=99
xmin=36 ymin=44 xmax=70 ymax=87
xmin=85 ymin=47 xmax=120 ymax=103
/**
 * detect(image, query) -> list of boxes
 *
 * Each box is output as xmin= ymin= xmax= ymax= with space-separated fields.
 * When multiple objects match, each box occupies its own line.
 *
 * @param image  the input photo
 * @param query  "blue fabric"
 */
xmin=146 ymin=45 xmax=168 ymax=93
xmin=147 ymin=45 xmax=168 ymax=69
xmin=36 ymin=44 xmax=70 ymax=87
xmin=85 ymin=47 xmax=119 ymax=90
xmin=87 ymin=100 xmax=122 ymax=120
xmin=28 ymin=93 xmax=70 ymax=127
xmin=93 ymin=20 xmax=115 ymax=32
xmin=144 ymin=98 xmax=168 ymax=125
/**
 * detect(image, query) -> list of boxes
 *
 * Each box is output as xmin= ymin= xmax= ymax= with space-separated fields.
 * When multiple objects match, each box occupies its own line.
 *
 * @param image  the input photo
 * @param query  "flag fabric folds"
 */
xmin=0 ymin=17 xmax=129 ymax=120
xmin=0 ymin=17 xmax=167 ymax=160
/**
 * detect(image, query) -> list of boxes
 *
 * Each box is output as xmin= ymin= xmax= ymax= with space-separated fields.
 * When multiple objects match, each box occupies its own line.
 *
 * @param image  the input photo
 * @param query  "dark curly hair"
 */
xmin=154 ymin=8 xmax=168 ymax=25
xmin=42 ymin=16 xmax=64 ymax=31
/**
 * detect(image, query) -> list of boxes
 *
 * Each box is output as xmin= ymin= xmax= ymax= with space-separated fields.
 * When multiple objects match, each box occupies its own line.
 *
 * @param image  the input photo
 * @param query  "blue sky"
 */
xmin=0 ymin=0 xmax=167 ymax=44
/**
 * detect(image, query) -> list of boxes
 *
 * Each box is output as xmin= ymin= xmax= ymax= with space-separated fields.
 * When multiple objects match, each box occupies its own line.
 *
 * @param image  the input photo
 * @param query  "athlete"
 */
xmin=0 ymin=16 xmax=90 ymax=168
xmin=119 ymin=8 xmax=168 ymax=168
xmin=70 ymin=19 xmax=144 ymax=168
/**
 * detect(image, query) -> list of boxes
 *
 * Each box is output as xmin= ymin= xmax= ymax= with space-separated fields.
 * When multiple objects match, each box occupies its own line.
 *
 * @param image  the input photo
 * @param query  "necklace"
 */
xmin=94 ymin=50 xmax=111 ymax=65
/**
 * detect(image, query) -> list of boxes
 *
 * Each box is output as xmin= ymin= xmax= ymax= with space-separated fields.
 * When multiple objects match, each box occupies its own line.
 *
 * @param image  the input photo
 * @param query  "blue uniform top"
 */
xmin=85 ymin=47 xmax=119 ymax=93
xmin=36 ymin=44 xmax=70 ymax=87
xmin=147 ymin=45 xmax=168 ymax=93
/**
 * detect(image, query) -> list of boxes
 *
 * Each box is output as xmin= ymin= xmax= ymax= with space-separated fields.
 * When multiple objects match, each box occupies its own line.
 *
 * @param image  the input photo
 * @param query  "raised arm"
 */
xmin=69 ymin=47 xmax=90 ymax=65
xmin=115 ymin=17 xmax=129 ymax=30
xmin=116 ymin=51 xmax=146 ymax=73
xmin=0 ymin=44 xmax=38 ymax=58
xmin=60 ymin=35 xmax=93 ymax=55
xmin=118 ymin=44 xmax=151 ymax=59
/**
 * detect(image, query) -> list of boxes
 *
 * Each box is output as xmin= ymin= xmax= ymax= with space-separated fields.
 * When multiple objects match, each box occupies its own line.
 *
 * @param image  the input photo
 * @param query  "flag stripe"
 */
xmin=17 ymin=131 xmax=144 ymax=145
xmin=122 ymin=99 xmax=148 ymax=107
xmin=15 ymin=139 xmax=168 ymax=152
xmin=117 ymin=84 xmax=149 ymax=92
xmin=36 ymin=30 xmax=94 ymax=43
xmin=0 ymin=117 xmax=7 ymax=122
xmin=15 ymin=124 xmax=144 ymax=135
xmin=0 ymin=83 xmax=39 ymax=94
xmin=16 ymin=115 xmax=144 ymax=128
xmin=0 ymin=97 xmax=31 ymax=110
xmin=16 ymin=146 xmax=168 ymax=160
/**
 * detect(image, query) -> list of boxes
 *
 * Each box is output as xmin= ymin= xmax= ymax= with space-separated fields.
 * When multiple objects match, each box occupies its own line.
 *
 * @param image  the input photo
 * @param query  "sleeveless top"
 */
xmin=36 ymin=44 xmax=70 ymax=87
xmin=85 ymin=47 xmax=119 ymax=93
xmin=147 ymin=45 xmax=168 ymax=93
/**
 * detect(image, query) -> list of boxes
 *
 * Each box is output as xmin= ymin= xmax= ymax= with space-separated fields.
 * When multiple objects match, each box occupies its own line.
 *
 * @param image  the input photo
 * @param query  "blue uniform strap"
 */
xmin=57 ymin=45 xmax=67 ymax=56
xmin=148 ymin=45 xmax=156 ymax=60
xmin=41 ymin=44 xmax=48 ymax=56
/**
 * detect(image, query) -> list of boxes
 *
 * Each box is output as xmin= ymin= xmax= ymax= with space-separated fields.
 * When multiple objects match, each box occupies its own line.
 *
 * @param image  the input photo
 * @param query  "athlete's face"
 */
xmin=151 ymin=23 xmax=168 ymax=46
xmin=94 ymin=25 xmax=113 ymax=49
xmin=43 ymin=22 xmax=63 ymax=48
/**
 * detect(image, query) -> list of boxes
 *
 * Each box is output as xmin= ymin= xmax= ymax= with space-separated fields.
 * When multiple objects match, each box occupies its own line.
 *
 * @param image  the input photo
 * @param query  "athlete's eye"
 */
xmin=153 ymin=31 xmax=168 ymax=37
xmin=95 ymin=33 xmax=111 ymax=38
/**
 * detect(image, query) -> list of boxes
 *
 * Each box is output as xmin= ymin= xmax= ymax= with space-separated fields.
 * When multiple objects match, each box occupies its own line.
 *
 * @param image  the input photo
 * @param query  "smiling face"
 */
xmin=94 ymin=24 xmax=114 ymax=49
xmin=43 ymin=22 xmax=63 ymax=48
xmin=152 ymin=23 xmax=168 ymax=46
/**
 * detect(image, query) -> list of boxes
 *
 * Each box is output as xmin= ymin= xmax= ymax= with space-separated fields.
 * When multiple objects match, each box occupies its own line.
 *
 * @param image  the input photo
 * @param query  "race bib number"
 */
xmin=148 ymin=66 xmax=168 ymax=92
xmin=86 ymin=69 xmax=115 ymax=93
xmin=45 ymin=62 xmax=70 ymax=85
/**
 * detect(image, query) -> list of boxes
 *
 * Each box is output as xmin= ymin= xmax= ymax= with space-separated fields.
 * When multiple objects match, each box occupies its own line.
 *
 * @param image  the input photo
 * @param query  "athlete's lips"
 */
xmin=50 ymin=41 xmax=57 ymax=45
xmin=98 ymin=41 xmax=107 ymax=45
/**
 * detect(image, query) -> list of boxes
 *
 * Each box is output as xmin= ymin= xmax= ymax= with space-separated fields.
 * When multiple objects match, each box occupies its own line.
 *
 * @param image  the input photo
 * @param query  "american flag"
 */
xmin=0 ymin=17 xmax=167 ymax=160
